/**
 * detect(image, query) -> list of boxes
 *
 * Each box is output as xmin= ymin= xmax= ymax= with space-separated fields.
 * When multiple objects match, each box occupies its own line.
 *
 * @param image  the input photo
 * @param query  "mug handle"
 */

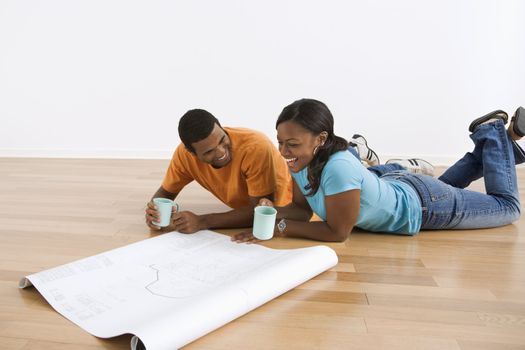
xmin=173 ymin=203 xmax=180 ymax=213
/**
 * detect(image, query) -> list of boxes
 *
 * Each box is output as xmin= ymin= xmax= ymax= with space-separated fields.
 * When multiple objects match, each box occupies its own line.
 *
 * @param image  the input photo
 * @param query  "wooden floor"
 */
xmin=1 ymin=158 xmax=525 ymax=350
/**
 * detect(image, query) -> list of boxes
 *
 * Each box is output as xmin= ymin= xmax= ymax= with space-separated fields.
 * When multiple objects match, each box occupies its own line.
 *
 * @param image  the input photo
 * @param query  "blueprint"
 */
xmin=19 ymin=230 xmax=338 ymax=350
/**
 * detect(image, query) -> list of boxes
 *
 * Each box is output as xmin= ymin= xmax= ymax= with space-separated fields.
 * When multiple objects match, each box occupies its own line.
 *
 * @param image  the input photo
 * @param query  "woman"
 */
xmin=233 ymin=99 xmax=525 ymax=242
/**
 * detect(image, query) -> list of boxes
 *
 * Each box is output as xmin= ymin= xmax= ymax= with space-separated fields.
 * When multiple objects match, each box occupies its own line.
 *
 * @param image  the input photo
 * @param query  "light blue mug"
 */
xmin=153 ymin=198 xmax=180 ymax=227
xmin=253 ymin=206 xmax=277 ymax=240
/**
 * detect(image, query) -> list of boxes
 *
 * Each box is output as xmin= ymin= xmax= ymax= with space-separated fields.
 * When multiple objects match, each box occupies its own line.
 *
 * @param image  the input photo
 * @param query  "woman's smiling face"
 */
xmin=277 ymin=120 xmax=322 ymax=173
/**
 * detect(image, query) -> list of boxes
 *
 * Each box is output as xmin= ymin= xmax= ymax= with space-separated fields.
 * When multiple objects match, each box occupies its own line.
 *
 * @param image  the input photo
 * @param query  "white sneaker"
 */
xmin=348 ymin=134 xmax=380 ymax=166
xmin=386 ymin=158 xmax=435 ymax=176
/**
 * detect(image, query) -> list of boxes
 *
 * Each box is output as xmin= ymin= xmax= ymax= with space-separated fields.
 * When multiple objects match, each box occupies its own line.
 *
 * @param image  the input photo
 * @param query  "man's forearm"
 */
xmin=151 ymin=186 xmax=177 ymax=201
xmin=200 ymin=207 xmax=254 ymax=230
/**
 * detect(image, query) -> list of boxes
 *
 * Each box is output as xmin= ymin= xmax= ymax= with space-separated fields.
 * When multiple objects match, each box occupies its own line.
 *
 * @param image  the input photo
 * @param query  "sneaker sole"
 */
xmin=468 ymin=110 xmax=508 ymax=132
xmin=512 ymin=106 xmax=525 ymax=137
xmin=351 ymin=134 xmax=380 ymax=165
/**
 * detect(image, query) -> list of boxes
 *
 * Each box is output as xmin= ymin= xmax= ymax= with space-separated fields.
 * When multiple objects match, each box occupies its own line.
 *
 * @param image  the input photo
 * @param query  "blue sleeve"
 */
xmin=322 ymin=156 xmax=364 ymax=196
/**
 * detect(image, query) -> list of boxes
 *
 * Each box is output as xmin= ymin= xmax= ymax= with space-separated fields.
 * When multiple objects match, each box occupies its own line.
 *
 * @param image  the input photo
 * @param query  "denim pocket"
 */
xmin=412 ymin=175 xmax=456 ymax=229
xmin=415 ymin=175 xmax=451 ymax=202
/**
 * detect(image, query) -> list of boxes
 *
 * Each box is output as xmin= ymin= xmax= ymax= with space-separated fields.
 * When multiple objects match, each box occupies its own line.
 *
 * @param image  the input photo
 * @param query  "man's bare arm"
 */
xmin=151 ymin=186 xmax=177 ymax=201
xmin=171 ymin=193 xmax=274 ymax=233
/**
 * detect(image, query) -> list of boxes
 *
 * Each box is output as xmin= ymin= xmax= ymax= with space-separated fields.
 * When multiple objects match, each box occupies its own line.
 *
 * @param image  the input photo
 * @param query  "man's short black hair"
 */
xmin=178 ymin=109 xmax=222 ymax=153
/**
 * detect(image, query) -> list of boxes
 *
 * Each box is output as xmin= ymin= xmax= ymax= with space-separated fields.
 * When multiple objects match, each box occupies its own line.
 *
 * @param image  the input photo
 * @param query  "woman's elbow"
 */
xmin=330 ymin=229 xmax=352 ymax=242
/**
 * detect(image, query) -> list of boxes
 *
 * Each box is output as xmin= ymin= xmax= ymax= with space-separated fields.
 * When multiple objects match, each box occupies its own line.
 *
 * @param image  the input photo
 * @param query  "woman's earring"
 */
xmin=313 ymin=141 xmax=325 ymax=155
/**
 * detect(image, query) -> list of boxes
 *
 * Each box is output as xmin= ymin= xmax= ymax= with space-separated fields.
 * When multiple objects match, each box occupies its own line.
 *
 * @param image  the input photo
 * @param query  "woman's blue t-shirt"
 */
xmin=291 ymin=151 xmax=422 ymax=234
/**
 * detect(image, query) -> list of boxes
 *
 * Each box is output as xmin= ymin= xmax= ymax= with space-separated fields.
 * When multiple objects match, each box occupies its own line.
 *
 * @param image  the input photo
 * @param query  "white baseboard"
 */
xmin=1 ymin=149 xmax=456 ymax=164
xmin=2 ymin=149 xmax=523 ymax=168
xmin=0 ymin=148 xmax=173 ymax=159
xmin=381 ymin=154 xmax=525 ymax=168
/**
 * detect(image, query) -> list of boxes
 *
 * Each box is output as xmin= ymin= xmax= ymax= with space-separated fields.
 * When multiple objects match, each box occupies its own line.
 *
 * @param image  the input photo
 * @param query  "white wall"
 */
xmin=1 ymin=0 xmax=524 ymax=164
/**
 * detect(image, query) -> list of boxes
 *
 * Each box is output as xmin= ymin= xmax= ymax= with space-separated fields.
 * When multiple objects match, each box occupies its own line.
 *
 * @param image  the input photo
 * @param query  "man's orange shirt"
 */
xmin=162 ymin=127 xmax=293 ymax=208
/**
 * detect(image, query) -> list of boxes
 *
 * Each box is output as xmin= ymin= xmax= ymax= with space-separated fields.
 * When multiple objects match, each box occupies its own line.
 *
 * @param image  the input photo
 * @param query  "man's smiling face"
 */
xmin=191 ymin=123 xmax=232 ymax=168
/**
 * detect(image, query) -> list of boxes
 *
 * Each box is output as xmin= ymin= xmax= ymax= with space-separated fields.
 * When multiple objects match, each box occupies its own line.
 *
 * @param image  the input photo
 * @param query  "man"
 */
xmin=145 ymin=109 xmax=293 ymax=233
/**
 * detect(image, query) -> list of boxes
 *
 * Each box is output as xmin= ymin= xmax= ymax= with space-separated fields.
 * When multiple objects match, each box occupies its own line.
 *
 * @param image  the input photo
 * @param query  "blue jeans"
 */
xmin=378 ymin=120 xmax=523 ymax=230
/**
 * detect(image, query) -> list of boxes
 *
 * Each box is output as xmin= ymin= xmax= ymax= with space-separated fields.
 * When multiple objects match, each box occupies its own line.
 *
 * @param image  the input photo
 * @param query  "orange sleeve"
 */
xmin=161 ymin=145 xmax=194 ymax=194
xmin=241 ymin=142 xmax=278 ymax=198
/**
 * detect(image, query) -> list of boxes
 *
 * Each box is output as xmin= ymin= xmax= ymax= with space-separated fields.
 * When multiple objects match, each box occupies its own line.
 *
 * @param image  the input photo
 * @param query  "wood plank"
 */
xmin=0 ymin=337 xmax=28 ymax=350
xmin=314 ymin=271 xmax=438 ymax=287
xmin=365 ymin=317 xmax=525 ymax=344
xmin=458 ymin=340 xmax=525 ymax=350
xmin=367 ymin=293 xmax=525 ymax=315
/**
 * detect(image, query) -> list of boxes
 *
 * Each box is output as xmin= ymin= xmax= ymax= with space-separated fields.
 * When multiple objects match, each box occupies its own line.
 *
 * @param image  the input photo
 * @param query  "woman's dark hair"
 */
xmin=178 ymin=109 xmax=222 ymax=153
xmin=276 ymin=98 xmax=348 ymax=196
